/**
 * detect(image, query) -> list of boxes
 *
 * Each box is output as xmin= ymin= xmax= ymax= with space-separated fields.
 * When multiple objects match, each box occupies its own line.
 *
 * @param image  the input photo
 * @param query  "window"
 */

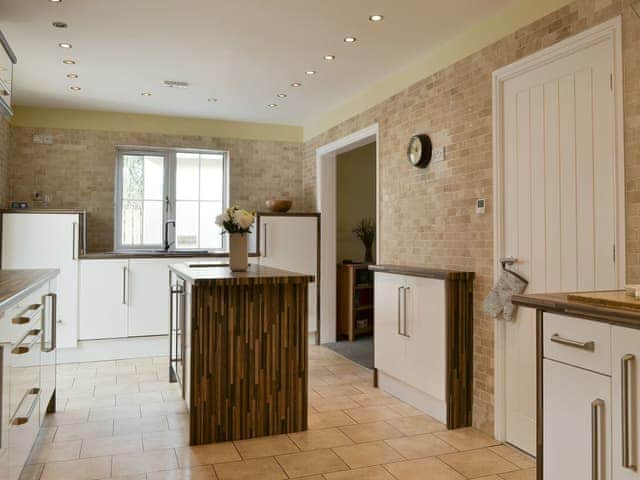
xmin=115 ymin=148 xmax=228 ymax=251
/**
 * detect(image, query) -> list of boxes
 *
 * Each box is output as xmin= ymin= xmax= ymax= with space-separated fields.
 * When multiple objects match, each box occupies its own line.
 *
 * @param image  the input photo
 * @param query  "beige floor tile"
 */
xmin=234 ymin=434 xmax=299 ymax=458
xmin=40 ymin=456 xmax=111 ymax=480
xmin=162 ymin=390 xmax=184 ymax=402
xmin=112 ymin=448 xmax=179 ymax=476
xmin=93 ymin=383 xmax=141 ymax=396
xmin=110 ymin=475 xmax=148 ymax=480
xmin=310 ymin=396 xmax=360 ymax=412
xmin=384 ymin=457 xmax=465 ymax=480
xmin=288 ymin=428 xmax=353 ymax=451
xmin=435 ymin=428 xmax=501 ymax=451
xmin=498 ymin=469 xmax=537 ymax=480
xmin=275 ymin=448 xmax=349 ymax=477
xmin=64 ymin=395 xmax=116 ymax=410
xmin=349 ymin=394 xmax=400 ymax=407
xmin=58 ymin=385 xmax=97 ymax=397
xmin=140 ymin=381 xmax=180 ymax=392
xmin=385 ymin=415 xmax=446 ymax=436
xmin=43 ymin=410 xmax=89 ymax=427
xmin=439 ymin=449 xmax=519 ymax=478
xmin=114 ymin=415 xmax=169 ymax=435
xmin=167 ymin=414 xmax=189 ymax=431
xmin=147 ymin=465 xmax=217 ymax=480
xmin=80 ymin=433 xmax=143 ymax=458
xmin=18 ymin=463 xmax=44 ymax=480
xmin=343 ymin=406 xmax=401 ymax=423
xmin=339 ymin=421 xmax=403 ymax=443
xmin=36 ymin=427 xmax=58 ymax=444
xmin=117 ymin=373 xmax=160 ymax=384
xmin=316 ymin=374 xmax=364 ymax=386
xmin=117 ymin=391 xmax=164 ymax=405
xmin=215 ymin=457 xmax=287 ymax=480
xmin=308 ymin=411 xmax=357 ymax=430
xmin=489 ymin=446 xmax=536 ymax=469
xmin=388 ymin=404 xmax=423 ymax=417
xmin=312 ymin=385 xmax=362 ymax=398
xmin=141 ymin=400 xmax=188 ymax=417
xmin=385 ymin=434 xmax=457 ymax=460
xmin=73 ymin=375 xmax=117 ymax=386
xmin=143 ymin=429 xmax=189 ymax=450
xmin=333 ymin=441 xmax=404 ymax=469
xmin=88 ymin=405 xmax=141 ymax=421
xmin=54 ymin=420 xmax=114 ymax=442
xmin=29 ymin=439 xmax=82 ymax=464
xmin=175 ymin=443 xmax=241 ymax=467
xmin=324 ymin=465 xmax=395 ymax=480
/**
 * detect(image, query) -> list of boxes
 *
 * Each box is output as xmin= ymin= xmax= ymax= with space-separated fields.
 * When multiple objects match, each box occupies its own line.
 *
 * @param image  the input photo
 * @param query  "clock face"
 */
xmin=406 ymin=134 xmax=432 ymax=168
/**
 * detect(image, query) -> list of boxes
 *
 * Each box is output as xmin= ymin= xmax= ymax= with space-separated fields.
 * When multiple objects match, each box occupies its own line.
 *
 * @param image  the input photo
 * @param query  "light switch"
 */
xmin=432 ymin=146 xmax=445 ymax=163
xmin=476 ymin=198 xmax=486 ymax=214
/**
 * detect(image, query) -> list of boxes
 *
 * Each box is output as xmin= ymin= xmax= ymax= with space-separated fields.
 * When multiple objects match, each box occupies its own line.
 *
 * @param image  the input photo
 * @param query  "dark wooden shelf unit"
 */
xmin=337 ymin=263 xmax=374 ymax=341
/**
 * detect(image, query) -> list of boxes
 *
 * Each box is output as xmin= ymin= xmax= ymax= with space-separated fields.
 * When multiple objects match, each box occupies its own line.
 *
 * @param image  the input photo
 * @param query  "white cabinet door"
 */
xmin=404 ymin=276 xmax=446 ymax=401
xmin=544 ymin=359 xmax=611 ymax=480
xmin=128 ymin=259 xmax=171 ymax=337
xmin=2 ymin=213 xmax=80 ymax=348
xmin=612 ymin=326 xmax=640 ymax=479
xmin=79 ymin=260 xmax=128 ymax=340
xmin=374 ymin=272 xmax=407 ymax=383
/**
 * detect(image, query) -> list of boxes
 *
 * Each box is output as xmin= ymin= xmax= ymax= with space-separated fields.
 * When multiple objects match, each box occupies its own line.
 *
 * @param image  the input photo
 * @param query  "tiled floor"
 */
xmin=25 ymin=345 xmax=536 ymax=480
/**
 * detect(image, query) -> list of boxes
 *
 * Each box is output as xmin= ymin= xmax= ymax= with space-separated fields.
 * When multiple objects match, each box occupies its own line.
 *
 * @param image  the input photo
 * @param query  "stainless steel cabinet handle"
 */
xmin=42 ymin=293 xmax=57 ymax=352
xmin=622 ymin=354 xmax=636 ymax=470
xmin=10 ymin=388 xmax=41 ymax=426
xmin=592 ymin=398 xmax=605 ymax=480
xmin=397 ymin=286 xmax=404 ymax=335
xmin=72 ymin=222 xmax=78 ymax=260
xmin=402 ymin=287 xmax=411 ymax=338
xmin=11 ymin=329 xmax=42 ymax=355
xmin=122 ymin=266 xmax=128 ymax=305
xmin=550 ymin=334 xmax=595 ymax=352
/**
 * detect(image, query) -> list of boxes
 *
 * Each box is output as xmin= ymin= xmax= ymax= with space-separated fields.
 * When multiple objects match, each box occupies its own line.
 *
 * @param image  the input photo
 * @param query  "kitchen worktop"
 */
xmin=80 ymin=251 xmax=250 ymax=260
xmin=169 ymin=262 xmax=314 ymax=285
xmin=369 ymin=264 xmax=475 ymax=280
xmin=512 ymin=290 xmax=640 ymax=329
xmin=0 ymin=268 xmax=59 ymax=310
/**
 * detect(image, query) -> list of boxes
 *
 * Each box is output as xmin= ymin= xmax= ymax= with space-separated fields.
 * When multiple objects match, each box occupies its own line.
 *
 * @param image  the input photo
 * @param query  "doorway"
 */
xmin=493 ymin=17 xmax=625 ymax=455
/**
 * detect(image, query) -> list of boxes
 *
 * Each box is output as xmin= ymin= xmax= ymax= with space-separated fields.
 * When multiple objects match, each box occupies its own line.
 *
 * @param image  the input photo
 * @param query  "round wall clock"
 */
xmin=407 ymin=134 xmax=432 ymax=168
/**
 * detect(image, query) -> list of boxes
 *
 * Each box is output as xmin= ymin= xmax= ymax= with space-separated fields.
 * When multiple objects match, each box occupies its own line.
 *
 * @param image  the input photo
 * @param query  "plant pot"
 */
xmin=364 ymin=244 xmax=373 ymax=263
xmin=229 ymin=233 xmax=248 ymax=272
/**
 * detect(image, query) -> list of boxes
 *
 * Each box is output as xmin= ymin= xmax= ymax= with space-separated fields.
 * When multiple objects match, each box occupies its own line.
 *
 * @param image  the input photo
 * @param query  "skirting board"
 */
xmin=57 ymin=336 xmax=168 ymax=364
xmin=377 ymin=370 xmax=446 ymax=424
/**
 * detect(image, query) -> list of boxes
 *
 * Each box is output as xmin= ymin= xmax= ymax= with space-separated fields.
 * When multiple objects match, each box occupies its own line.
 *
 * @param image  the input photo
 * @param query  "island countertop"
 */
xmin=169 ymin=262 xmax=315 ymax=286
xmin=0 ymin=268 xmax=60 ymax=310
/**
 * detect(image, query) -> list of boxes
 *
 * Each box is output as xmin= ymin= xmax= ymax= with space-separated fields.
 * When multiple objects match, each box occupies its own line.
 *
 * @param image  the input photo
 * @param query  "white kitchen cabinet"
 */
xmin=79 ymin=259 xmax=128 ymax=340
xmin=373 ymin=272 xmax=407 ymax=383
xmin=127 ymin=259 xmax=172 ymax=337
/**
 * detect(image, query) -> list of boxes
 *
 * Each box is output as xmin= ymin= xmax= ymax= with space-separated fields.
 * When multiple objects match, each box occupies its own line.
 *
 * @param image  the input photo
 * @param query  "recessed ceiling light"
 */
xmin=369 ymin=14 xmax=384 ymax=22
xmin=291 ymin=82 xmax=302 ymax=87
xmin=305 ymin=70 xmax=317 ymax=76
xmin=267 ymin=103 xmax=278 ymax=108
xmin=277 ymin=93 xmax=287 ymax=98
xmin=344 ymin=36 xmax=357 ymax=43
xmin=141 ymin=92 xmax=152 ymax=97
xmin=49 ymin=0 xmax=62 ymax=3
xmin=58 ymin=42 xmax=72 ymax=49
xmin=52 ymin=21 xmax=68 ymax=29
xmin=69 ymin=86 xmax=81 ymax=91
xmin=324 ymin=55 xmax=335 ymax=61
xmin=207 ymin=97 xmax=218 ymax=102
xmin=66 ymin=73 xmax=78 ymax=79
xmin=62 ymin=59 xmax=76 ymax=65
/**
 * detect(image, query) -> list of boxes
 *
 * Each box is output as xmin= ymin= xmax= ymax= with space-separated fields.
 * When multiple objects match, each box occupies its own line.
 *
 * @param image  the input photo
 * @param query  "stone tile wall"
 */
xmin=0 ymin=116 xmax=10 ymax=206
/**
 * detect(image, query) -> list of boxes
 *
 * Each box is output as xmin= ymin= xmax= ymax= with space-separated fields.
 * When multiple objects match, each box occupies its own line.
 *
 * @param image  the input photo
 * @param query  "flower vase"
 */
xmin=364 ymin=243 xmax=373 ymax=263
xmin=229 ymin=233 xmax=248 ymax=272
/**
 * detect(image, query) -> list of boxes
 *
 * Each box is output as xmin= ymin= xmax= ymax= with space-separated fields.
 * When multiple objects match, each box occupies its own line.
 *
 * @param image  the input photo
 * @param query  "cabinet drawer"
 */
xmin=543 ymin=313 xmax=611 ymax=375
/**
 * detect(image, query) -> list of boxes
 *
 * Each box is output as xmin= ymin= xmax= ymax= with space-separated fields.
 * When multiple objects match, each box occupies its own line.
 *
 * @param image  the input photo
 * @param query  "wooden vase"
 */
xmin=229 ymin=233 xmax=248 ymax=271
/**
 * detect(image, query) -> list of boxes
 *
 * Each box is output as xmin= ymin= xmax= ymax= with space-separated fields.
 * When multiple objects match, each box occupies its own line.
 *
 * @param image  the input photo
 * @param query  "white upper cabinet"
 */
xmin=0 ymin=31 xmax=16 ymax=116
xmin=127 ymin=259 xmax=172 ymax=337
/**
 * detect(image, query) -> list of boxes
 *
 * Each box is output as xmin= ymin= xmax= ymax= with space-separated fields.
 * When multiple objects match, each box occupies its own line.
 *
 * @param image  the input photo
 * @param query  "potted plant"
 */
xmin=215 ymin=206 xmax=255 ymax=271
xmin=353 ymin=218 xmax=375 ymax=263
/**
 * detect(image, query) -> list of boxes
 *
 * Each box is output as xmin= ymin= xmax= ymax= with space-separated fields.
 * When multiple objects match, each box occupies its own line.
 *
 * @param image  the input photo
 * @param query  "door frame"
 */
xmin=316 ymin=123 xmax=379 ymax=344
xmin=491 ymin=16 xmax=625 ymax=443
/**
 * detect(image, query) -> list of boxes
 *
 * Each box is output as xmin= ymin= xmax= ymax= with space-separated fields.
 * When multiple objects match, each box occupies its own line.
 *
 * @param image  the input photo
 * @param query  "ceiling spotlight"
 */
xmin=344 ymin=36 xmax=357 ymax=43
xmin=267 ymin=103 xmax=278 ymax=108
xmin=49 ymin=0 xmax=62 ymax=3
xmin=369 ymin=14 xmax=384 ymax=22
xmin=62 ymin=59 xmax=76 ymax=65
xmin=141 ymin=92 xmax=152 ymax=97
xmin=69 ymin=86 xmax=81 ymax=91
xmin=207 ymin=97 xmax=218 ymax=102
xmin=277 ymin=93 xmax=287 ymax=98
xmin=291 ymin=82 xmax=302 ymax=87
xmin=305 ymin=70 xmax=317 ymax=76
xmin=66 ymin=73 xmax=78 ymax=79
xmin=58 ymin=42 xmax=72 ymax=49
xmin=52 ymin=21 xmax=68 ymax=28
xmin=324 ymin=55 xmax=335 ymax=61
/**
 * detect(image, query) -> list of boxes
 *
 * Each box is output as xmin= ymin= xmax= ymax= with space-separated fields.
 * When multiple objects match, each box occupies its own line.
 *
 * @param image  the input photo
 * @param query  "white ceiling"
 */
xmin=0 ymin=0 xmax=512 ymax=126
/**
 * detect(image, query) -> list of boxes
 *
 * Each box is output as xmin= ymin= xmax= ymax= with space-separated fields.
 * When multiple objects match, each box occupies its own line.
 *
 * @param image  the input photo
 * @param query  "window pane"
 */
xmin=176 ymin=153 xmax=199 ymax=200
xmin=143 ymin=201 xmax=163 ymax=244
xmin=144 ymin=156 xmax=164 ymax=200
xmin=199 ymin=201 xmax=223 ymax=249
xmin=200 ymin=156 xmax=224 ymax=201
xmin=122 ymin=155 xmax=143 ymax=200
xmin=176 ymin=201 xmax=198 ymax=249
xmin=122 ymin=200 xmax=143 ymax=245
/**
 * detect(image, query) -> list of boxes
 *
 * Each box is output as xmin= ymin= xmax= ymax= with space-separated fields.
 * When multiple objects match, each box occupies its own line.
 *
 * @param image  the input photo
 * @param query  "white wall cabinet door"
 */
xmin=128 ymin=259 xmax=171 ymax=337
xmin=612 ymin=326 xmax=640 ymax=479
xmin=544 ymin=359 xmax=611 ymax=480
xmin=79 ymin=260 xmax=128 ymax=340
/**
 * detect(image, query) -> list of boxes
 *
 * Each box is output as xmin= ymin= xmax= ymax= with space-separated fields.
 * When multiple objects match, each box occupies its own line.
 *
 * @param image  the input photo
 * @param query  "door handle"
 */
xmin=592 ymin=398 xmax=605 ymax=480
xmin=402 ymin=287 xmax=411 ymax=338
xmin=122 ymin=266 xmax=128 ymax=305
xmin=397 ymin=286 xmax=404 ymax=336
xmin=42 ymin=293 xmax=57 ymax=352
xmin=622 ymin=354 xmax=636 ymax=470
xmin=550 ymin=334 xmax=595 ymax=352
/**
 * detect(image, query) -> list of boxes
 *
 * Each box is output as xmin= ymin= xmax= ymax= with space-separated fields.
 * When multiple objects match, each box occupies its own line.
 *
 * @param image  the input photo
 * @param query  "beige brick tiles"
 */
xmin=0 ymin=115 xmax=10 ymax=206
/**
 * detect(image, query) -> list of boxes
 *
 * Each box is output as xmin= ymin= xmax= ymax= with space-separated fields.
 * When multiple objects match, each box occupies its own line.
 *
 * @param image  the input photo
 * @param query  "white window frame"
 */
xmin=114 ymin=146 xmax=230 ymax=252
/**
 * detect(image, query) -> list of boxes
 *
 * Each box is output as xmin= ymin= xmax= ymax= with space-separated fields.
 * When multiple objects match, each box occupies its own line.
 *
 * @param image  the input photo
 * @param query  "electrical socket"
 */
xmin=432 ymin=146 xmax=445 ymax=162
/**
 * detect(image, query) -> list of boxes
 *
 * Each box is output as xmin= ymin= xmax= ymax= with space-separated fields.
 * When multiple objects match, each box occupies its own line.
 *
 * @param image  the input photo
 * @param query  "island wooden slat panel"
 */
xmin=189 ymin=276 xmax=309 ymax=444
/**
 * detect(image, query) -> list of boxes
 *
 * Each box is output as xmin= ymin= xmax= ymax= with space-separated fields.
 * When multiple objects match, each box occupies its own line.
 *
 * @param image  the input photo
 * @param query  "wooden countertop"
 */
xmin=0 ymin=269 xmax=59 ymax=311
xmin=169 ymin=262 xmax=314 ymax=286
xmin=369 ymin=264 xmax=475 ymax=281
xmin=512 ymin=290 xmax=640 ymax=329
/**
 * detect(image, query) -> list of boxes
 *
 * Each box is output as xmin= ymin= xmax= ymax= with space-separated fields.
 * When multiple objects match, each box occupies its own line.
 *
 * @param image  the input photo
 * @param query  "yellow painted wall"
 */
xmin=336 ymin=142 xmax=376 ymax=263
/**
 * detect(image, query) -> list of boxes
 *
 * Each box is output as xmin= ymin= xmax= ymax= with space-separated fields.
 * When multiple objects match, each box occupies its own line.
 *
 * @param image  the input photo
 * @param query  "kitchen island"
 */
xmin=169 ymin=262 xmax=314 ymax=445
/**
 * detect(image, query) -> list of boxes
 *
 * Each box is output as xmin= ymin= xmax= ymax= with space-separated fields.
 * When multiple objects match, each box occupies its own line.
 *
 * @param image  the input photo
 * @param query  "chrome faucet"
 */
xmin=164 ymin=220 xmax=176 ymax=251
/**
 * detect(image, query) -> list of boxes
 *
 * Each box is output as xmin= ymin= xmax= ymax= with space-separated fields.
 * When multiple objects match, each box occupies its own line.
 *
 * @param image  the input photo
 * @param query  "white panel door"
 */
xmin=1 ymin=213 xmax=80 ymax=348
xmin=128 ymin=259 xmax=171 ymax=337
xmin=612 ymin=326 xmax=640 ymax=479
xmin=544 ymin=359 xmax=611 ymax=480
xmin=78 ymin=260 xmax=128 ymax=340
xmin=501 ymin=37 xmax=619 ymax=454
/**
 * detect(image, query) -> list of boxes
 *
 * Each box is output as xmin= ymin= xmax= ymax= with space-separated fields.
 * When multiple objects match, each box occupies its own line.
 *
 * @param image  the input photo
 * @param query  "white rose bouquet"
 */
xmin=215 ymin=206 xmax=255 ymax=234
